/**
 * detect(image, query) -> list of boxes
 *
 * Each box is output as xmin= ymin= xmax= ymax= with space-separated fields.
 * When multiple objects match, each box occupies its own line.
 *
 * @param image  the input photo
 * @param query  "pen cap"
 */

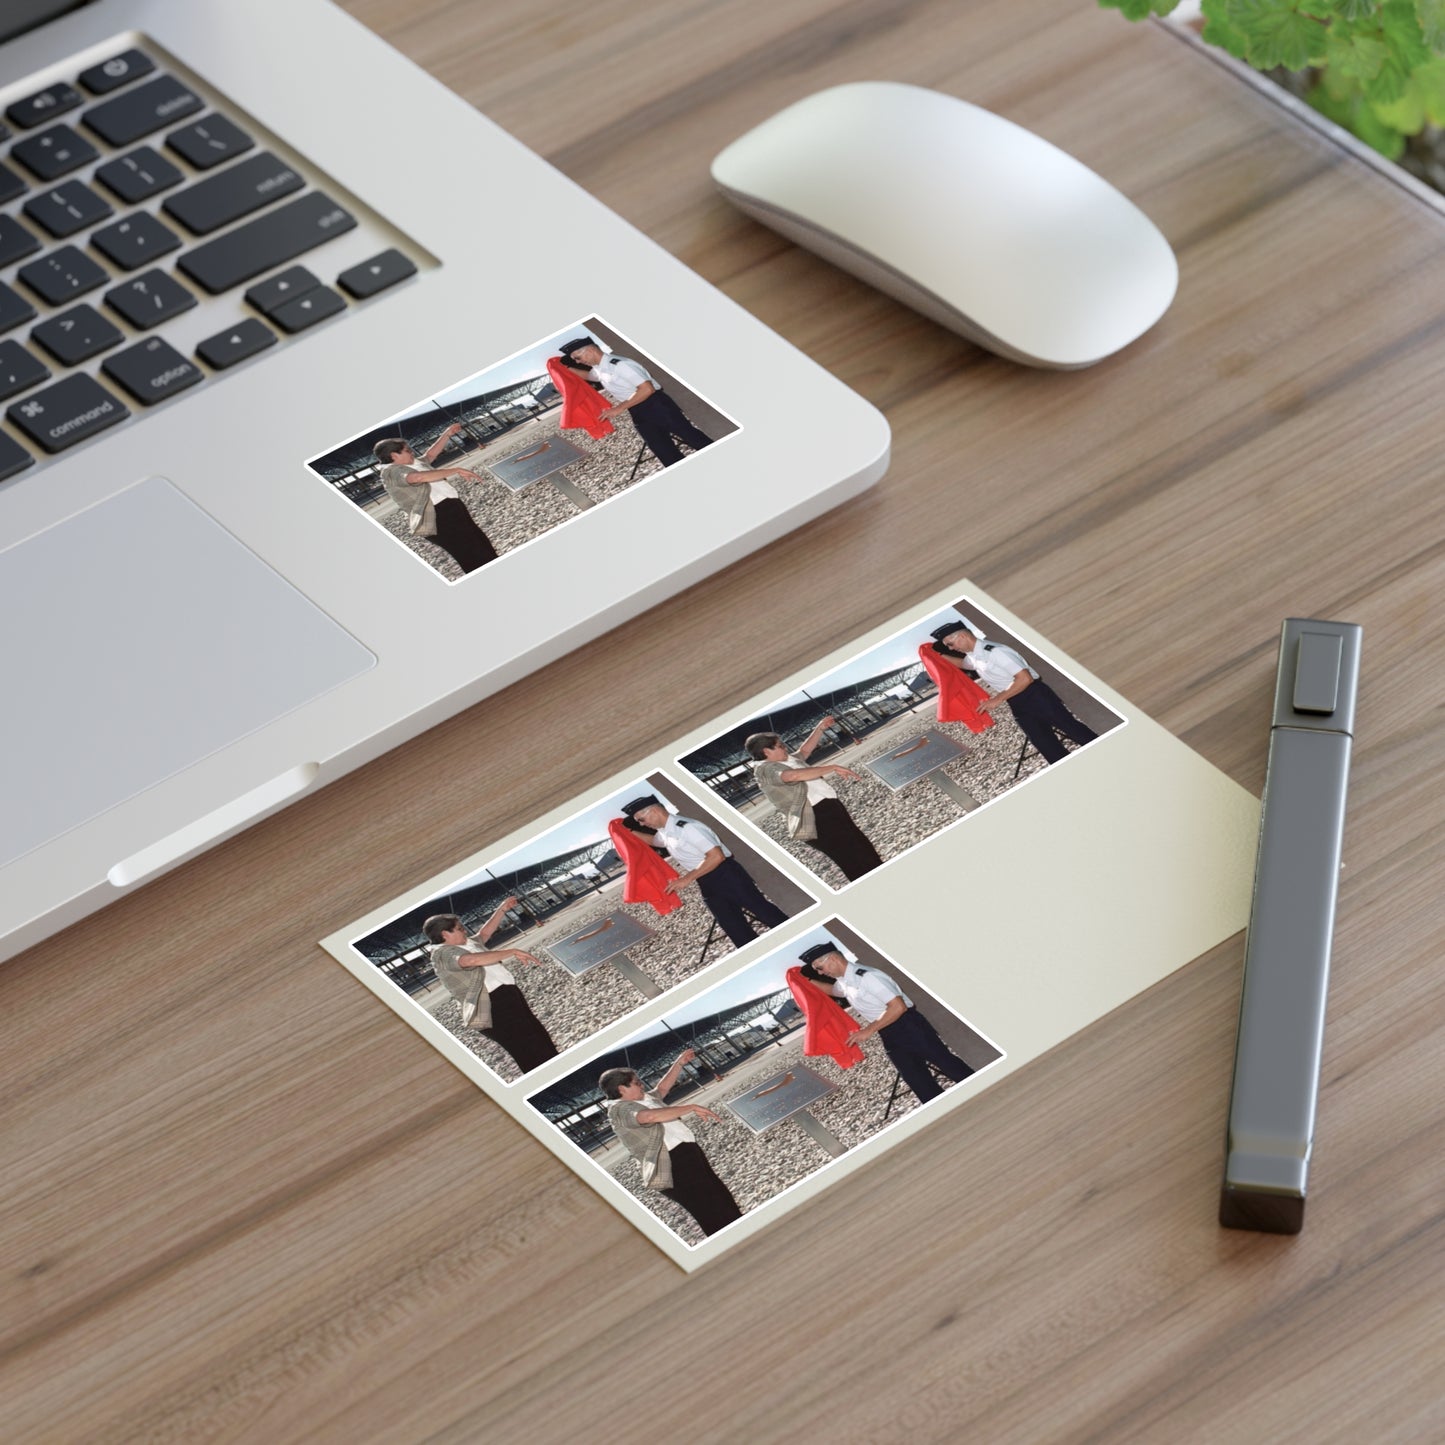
xmin=1271 ymin=619 xmax=1362 ymax=734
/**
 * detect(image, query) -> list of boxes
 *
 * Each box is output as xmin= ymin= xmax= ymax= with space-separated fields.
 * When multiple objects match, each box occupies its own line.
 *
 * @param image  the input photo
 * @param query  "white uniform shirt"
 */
xmin=960 ymin=638 xmax=1038 ymax=692
xmin=828 ymin=961 xmax=913 ymax=1022
xmin=590 ymin=352 xmax=656 ymax=404
xmin=651 ymin=814 xmax=730 ymax=871
xmin=787 ymin=752 xmax=837 ymax=804
xmin=643 ymin=1090 xmax=696 ymax=1148
xmin=462 ymin=941 xmax=514 ymax=990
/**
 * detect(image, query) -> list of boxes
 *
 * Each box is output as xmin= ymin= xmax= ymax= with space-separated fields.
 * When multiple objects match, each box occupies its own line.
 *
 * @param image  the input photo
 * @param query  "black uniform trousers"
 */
xmin=878 ymin=1007 xmax=974 ymax=1104
xmin=629 ymin=389 xmax=713 ymax=467
xmin=697 ymin=856 xmax=787 ymax=948
xmin=480 ymin=983 xmax=558 ymax=1073
xmin=1007 ymin=679 xmax=1098 ymax=765
xmin=431 ymin=496 xmax=498 ymax=574
xmin=660 ymin=1141 xmax=742 ymax=1235
xmin=808 ymin=797 xmax=884 ymax=881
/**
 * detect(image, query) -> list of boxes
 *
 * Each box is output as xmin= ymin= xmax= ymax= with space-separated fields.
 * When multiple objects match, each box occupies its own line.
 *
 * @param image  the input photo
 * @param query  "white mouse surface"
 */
xmin=712 ymin=81 xmax=1178 ymax=368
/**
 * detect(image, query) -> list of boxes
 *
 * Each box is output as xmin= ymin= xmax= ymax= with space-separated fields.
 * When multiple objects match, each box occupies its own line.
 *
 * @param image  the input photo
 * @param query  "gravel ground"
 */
xmin=741 ymin=704 xmax=1063 ymax=889
xmin=423 ymin=878 xmax=792 ymax=1083
xmin=375 ymin=410 xmax=668 ymax=580
xmin=595 ymin=1024 xmax=978 ymax=1246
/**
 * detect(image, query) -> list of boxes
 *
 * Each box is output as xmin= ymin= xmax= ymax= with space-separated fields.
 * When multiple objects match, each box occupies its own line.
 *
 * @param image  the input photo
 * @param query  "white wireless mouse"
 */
xmin=711 ymin=81 xmax=1178 ymax=369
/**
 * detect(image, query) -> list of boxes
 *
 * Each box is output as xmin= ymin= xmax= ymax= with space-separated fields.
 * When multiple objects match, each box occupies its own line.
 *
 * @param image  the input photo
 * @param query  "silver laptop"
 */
xmin=0 ymin=0 xmax=890 ymax=962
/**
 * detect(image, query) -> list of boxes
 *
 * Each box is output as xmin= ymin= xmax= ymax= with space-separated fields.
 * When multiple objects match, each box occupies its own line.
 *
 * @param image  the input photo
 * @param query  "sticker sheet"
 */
xmin=323 ymin=580 xmax=1258 ymax=1269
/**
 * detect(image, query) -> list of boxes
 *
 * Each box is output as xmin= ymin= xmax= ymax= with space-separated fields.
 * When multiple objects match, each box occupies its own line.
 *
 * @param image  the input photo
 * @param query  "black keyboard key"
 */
xmin=83 ymin=74 xmax=202 ymax=147
xmin=103 ymin=336 xmax=203 ymax=406
xmin=91 ymin=212 xmax=181 ymax=270
xmin=163 ymin=152 xmax=303 ymax=236
xmin=7 ymin=83 xmax=83 ymax=131
xmin=0 ymin=283 xmax=36 ymax=335
xmin=0 ymin=429 xmax=34 ymax=482
xmin=197 ymin=318 xmax=276 ymax=370
xmin=8 ymin=372 xmax=128 ymax=452
xmin=338 ymin=248 xmax=417 ymax=300
xmin=95 ymin=146 xmax=183 ymax=204
xmin=0 ymin=215 xmax=43 ymax=268
xmin=0 ymin=161 xmax=28 ymax=205
xmin=79 ymin=49 xmax=156 ymax=96
xmin=32 ymin=304 xmax=123 ymax=366
xmin=245 ymin=265 xmax=320 ymax=315
xmin=104 ymin=268 xmax=196 ymax=329
xmin=11 ymin=124 xmax=98 ymax=181
xmin=271 ymin=285 xmax=345 ymax=333
xmin=23 ymin=180 xmax=113 ymax=239
xmin=17 ymin=245 xmax=108 ymax=306
xmin=178 ymin=192 xmax=356 ymax=294
xmin=0 ymin=340 xmax=49 ymax=401
xmin=166 ymin=114 xmax=252 ymax=169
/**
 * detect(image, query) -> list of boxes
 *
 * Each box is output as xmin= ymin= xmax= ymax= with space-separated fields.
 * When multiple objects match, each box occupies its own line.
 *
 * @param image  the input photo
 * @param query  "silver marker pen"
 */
xmin=1220 ymin=618 xmax=1362 ymax=1234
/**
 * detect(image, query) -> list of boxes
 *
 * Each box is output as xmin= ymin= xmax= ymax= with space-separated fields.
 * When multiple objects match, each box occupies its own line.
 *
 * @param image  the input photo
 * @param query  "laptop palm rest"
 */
xmin=1 ymin=477 xmax=374 ymax=871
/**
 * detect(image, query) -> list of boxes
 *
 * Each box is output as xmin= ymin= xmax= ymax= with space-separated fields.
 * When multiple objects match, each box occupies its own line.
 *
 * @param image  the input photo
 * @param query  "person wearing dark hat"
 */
xmin=928 ymin=620 xmax=1098 ymax=765
xmin=744 ymin=718 xmax=883 ymax=882
xmin=795 ymin=942 xmax=974 ymax=1104
xmin=598 ymin=1052 xmax=742 ymax=1237
xmin=422 ymin=907 xmax=558 ymax=1073
xmin=621 ymin=794 xmax=787 ymax=949
xmin=373 ymin=428 xmax=498 ymax=574
xmin=557 ymin=336 xmax=714 ymax=468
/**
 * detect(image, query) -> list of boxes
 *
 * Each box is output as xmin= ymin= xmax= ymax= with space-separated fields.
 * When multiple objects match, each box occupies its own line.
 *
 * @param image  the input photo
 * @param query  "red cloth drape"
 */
xmin=786 ymin=966 xmax=864 ymax=1069
xmin=607 ymin=819 xmax=682 ymax=915
xmin=917 ymin=644 xmax=994 ymax=733
xmin=547 ymin=357 xmax=614 ymax=439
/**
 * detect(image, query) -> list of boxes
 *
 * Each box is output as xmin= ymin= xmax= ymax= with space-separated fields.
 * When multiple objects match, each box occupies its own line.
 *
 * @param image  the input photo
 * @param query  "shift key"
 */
xmin=163 ymin=151 xmax=302 ymax=236
xmin=178 ymin=192 xmax=356 ymax=294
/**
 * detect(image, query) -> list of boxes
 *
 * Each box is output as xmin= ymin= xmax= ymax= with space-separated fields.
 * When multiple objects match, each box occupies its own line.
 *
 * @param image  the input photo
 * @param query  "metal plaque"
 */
xmin=547 ymin=910 xmax=655 ymax=975
xmin=725 ymin=1063 xmax=839 ymax=1134
xmin=863 ymin=728 xmax=970 ymax=791
xmin=486 ymin=436 xmax=589 ymax=491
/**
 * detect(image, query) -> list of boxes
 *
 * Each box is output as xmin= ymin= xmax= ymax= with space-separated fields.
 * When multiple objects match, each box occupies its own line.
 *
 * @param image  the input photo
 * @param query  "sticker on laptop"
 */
xmin=304 ymin=316 xmax=739 ymax=582
xmin=524 ymin=917 xmax=1002 ymax=1249
xmin=342 ymin=772 xmax=815 ymax=1084
xmin=675 ymin=593 xmax=1125 ymax=890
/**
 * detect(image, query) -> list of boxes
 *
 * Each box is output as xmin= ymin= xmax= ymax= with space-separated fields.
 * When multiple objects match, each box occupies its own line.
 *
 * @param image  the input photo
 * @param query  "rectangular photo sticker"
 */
xmin=345 ymin=772 xmax=815 ymax=1085
xmin=305 ymin=315 xmax=738 ymax=582
xmin=676 ymin=594 xmax=1124 ymax=890
xmin=525 ymin=918 xmax=1003 ymax=1254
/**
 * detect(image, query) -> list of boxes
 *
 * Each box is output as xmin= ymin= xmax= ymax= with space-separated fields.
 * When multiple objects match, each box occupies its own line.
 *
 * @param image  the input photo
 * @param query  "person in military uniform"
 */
xmin=928 ymin=620 xmax=1098 ymax=765
xmin=557 ymin=335 xmax=714 ymax=468
xmin=621 ymin=794 xmax=787 ymax=949
xmin=795 ymin=942 xmax=973 ymax=1104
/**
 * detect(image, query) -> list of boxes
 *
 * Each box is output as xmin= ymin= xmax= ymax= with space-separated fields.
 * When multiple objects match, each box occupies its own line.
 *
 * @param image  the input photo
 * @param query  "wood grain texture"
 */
xmin=3 ymin=2 xmax=1443 ymax=1440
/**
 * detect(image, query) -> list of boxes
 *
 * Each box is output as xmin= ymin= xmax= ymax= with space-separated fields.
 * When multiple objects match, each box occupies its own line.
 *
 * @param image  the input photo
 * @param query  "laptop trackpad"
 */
xmin=1 ymin=477 xmax=375 ymax=868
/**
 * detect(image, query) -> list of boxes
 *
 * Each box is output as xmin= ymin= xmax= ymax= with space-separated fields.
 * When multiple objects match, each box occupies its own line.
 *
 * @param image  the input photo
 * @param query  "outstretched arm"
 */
xmin=654 ymin=1048 xmax=696 ymax=1100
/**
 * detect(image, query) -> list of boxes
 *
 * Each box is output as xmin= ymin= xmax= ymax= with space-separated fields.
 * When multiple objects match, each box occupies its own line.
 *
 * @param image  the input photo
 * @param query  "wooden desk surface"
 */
xmin=4 ymin=2 xmax=1442 ymax=1440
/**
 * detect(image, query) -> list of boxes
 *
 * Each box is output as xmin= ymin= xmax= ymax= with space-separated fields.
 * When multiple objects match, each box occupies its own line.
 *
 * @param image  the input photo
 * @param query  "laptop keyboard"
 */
xmin=0 ymin=42 xmax=425 ymax=482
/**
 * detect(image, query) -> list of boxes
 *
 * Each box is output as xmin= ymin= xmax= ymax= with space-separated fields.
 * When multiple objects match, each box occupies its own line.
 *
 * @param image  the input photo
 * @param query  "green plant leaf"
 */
xmin=1325 ymin=26 xmax=1391 ymax=77
xmin=1380 ymin=0 xmax=1432 ymax=64
xmin=1411 ymin=54 xmax=1445 ymax=118
xmin=1338 ymin=0 xmax=1382 ymax=18
xmin=1223 ymin=0 xmax=1327 ymax=69
xmin=1096 ymin=0 xmax=1180 ymax=17
xmin=1416 ymin=0 xmax=1445 ymax=48
xmin=1308 ymin=79 xmax=1409 ymax=150
xmin=1201 ymin=0 xmax=1253 ymax=55
xmin=1354 ymin=98 xmax=1412 ymax=148
xmin=1371 ymin=72 xmax=1428 ymax=123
